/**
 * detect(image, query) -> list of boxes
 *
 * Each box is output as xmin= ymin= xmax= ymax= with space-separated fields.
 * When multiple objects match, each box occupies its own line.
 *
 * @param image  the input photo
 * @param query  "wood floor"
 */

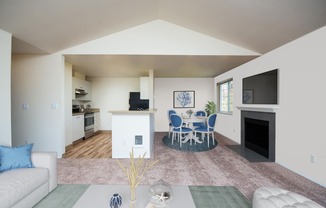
xmin=64 ymin=131 xmax=112 ymax=158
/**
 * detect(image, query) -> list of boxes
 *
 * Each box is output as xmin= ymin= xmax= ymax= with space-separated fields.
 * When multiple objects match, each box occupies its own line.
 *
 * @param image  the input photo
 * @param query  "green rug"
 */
xmin=189 ymin=186 xmax=251 ymax=208
xmin=34 ymin=184 xmax=250 ymax=208
xmin=33 ymin=184 xmax=89 ymax=208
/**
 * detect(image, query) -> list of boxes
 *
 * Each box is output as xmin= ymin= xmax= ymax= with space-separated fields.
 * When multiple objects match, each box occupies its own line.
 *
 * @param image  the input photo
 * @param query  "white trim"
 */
xmin=236 ymin=105 xmax=279 ymax=113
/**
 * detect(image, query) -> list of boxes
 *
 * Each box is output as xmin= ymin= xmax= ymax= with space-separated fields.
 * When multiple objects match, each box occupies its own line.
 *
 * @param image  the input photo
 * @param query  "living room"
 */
xmin=1 ymin=1 xmax=325 ymax=207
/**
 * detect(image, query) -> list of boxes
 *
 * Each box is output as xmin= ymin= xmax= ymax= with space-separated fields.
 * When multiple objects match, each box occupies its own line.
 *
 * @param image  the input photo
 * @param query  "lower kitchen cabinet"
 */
xmin=94 ymin=112 xmax=100 ymax=133
xmin=72 ymin=114 xmax=85 ymax=141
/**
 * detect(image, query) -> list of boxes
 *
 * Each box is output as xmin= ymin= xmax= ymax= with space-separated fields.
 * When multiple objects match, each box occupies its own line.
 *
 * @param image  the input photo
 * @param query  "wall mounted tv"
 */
xmin=242 ymin=69 xmax=278 ymax=104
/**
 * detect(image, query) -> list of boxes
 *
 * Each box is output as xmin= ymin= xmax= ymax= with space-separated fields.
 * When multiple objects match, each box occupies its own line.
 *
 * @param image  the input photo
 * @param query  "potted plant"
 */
xmin=205 ymin=101 xmax=216 ymax=116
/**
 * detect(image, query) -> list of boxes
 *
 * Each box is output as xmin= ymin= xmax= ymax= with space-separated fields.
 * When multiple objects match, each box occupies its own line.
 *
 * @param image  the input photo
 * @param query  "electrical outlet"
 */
xmin=310 ymin=155 xmax=315 ymax=163
xmin=123 ymin=140 xmax=126 ymax=146
xmin=51 ymin=103 xmax=59 ymax=109
xmin=22 ymin=103 xmax=29 ymax=110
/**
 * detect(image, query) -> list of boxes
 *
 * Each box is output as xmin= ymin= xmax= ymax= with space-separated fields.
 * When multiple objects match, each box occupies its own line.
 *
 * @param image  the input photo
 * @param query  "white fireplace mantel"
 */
xmin=236 ymin=105 xmax=279 ymax=113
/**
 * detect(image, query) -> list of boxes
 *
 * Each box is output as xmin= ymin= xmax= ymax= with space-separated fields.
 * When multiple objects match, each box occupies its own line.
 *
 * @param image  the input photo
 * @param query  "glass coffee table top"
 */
xmin=73 ymin=185 xmax=196 ymax=208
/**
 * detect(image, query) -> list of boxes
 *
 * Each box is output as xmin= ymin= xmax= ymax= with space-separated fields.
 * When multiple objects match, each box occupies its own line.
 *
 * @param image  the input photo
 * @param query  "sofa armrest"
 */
xmin=31 ymin=152 xmax=57 ymax=192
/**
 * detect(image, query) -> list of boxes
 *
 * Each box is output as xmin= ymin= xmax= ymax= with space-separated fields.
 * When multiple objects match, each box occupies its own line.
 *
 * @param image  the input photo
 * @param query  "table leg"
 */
xmin=181 ymin=132 xmax=203 ymax=144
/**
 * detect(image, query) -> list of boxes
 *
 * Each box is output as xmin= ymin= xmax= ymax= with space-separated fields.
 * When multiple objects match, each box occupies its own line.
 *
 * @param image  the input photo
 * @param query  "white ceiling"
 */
xmin=1 ymin=0 xmax=326 ymax=78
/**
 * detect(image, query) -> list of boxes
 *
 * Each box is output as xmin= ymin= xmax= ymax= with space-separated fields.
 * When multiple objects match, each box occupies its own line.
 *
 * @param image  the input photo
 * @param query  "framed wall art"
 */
xmin=173 ymin=91 xmax=195 ymax=108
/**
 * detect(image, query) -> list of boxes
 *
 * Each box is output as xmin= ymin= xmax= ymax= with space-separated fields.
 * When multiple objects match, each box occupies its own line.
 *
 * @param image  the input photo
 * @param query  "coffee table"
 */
xmin=73 ymin=185 xmax=196 ymax=207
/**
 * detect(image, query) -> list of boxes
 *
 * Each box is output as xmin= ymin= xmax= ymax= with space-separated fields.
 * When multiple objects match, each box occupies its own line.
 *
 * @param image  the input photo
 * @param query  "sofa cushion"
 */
xmin=253 ymin=187 xmax=323 ymax=208
xmin=0 ymin=144 xmax=34 ymax=172
xmin=0 ymin=167 xmax=49 ymax=208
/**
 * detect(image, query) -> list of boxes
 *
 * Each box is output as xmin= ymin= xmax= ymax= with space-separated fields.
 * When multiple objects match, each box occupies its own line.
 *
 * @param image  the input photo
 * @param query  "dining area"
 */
xmin=165 ymin=109 xmax=217 ymax=151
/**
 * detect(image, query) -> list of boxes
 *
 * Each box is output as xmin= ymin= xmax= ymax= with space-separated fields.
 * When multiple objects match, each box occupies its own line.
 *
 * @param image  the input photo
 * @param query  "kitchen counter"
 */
xmin=109 ymin=109 xmax=156 ymax=114
xmin=110 ymin=109 xmax=156 ymax=158
xmin=73 ymin=108 xmax=100 ymax=116
xmin=91 ymin=108 xmax=100 ymax=113
xmin=73 ymin=112 xmax=85 ymax=116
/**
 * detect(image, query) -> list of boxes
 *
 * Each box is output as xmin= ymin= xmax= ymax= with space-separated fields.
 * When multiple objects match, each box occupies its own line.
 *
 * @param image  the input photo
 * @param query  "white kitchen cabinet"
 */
xmin=94 ymin=112 xmax=100 ymax=133
xmin=72 ymin=77 xmax=92 ymax=101
xmin=72 ymin=114 xmax=85 ymax=142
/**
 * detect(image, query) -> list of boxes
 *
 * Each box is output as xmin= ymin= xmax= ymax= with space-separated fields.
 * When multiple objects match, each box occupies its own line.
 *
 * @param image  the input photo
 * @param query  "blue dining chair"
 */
xmin=193 ymin=110 xmax=207 ymax=128
xmin=194 ymin=113 xmax=217 ymax=147
xmin=167 ymin=110 xmax=177 ymax=138
xmin=170 ymin=114 xmax=193 ymax=147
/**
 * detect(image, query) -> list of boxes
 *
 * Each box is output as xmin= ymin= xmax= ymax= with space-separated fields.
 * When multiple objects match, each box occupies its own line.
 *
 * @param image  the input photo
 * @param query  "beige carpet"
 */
xmin=57 ymin=132 xmax=326 ymax=206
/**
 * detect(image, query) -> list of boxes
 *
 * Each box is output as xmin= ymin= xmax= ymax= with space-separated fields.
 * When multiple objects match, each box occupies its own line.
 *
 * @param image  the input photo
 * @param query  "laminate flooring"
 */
xmin=64 ymin=131 xmax=112 ymax=158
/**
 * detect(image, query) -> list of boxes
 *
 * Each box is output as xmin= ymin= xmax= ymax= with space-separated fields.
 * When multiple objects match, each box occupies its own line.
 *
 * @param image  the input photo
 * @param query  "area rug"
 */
xmin=162 ymin=134 xmax=217 ymax=152
xmin=34 ymin=184 xmax=250 ymax=208
xmin=189 ymin=186 xmax=251 ymax=208
xmin=34 ymin=184 xmax=89 ymax=208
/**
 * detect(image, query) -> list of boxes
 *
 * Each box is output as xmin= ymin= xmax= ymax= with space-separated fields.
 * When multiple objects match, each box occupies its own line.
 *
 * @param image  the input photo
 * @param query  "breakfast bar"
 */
xmin=109 ymin=109 xmax=156 ymax=158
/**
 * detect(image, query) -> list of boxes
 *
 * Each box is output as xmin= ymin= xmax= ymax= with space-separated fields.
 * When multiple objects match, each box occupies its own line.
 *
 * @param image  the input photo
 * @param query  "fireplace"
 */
xmin=241 ymin=111 xmax=275 ymax=162
xmin=244 ymin=118 xmax=269 ymax=158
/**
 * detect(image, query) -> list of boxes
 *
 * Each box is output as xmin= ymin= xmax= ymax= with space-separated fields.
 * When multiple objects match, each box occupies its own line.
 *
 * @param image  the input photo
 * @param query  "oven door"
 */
xmin=84 ymin=113 xmax=94 ymax=131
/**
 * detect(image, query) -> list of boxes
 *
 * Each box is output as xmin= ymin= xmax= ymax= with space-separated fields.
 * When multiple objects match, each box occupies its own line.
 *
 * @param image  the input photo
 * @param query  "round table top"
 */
xmin=182 ymin=116 xmax=206 ymax=123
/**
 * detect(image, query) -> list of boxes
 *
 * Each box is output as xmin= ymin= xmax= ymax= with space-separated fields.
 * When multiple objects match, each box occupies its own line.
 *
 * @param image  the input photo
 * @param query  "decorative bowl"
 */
xmin=149 ymin=179 xmax=173 ymax=207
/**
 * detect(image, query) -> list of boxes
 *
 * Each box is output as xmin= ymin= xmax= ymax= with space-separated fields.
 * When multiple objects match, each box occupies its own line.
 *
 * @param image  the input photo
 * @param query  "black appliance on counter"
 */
xmin=72 ymin=105 xmax=80 ymax=113
xmin=129 ymin=92 xmax=149 ymax=111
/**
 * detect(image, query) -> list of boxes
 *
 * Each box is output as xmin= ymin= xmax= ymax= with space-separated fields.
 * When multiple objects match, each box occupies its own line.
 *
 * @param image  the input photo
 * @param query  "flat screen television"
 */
xmin=242 ymin=69 xmax=278 ymax=104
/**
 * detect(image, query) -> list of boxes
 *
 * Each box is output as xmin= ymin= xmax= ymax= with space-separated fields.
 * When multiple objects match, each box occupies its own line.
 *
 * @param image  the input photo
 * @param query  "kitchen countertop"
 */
xmin=73 ymin=108 xmax=100 ymax=116
xmin=109 ymin=109 xmax=157 ymax=114
xmin=73 ymin=112 xmax=85 ymax=116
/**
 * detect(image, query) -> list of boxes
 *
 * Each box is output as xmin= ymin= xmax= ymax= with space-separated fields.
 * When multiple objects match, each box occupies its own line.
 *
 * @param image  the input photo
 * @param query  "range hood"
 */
xmin=75 ymin=88 xmax=87 ymax=95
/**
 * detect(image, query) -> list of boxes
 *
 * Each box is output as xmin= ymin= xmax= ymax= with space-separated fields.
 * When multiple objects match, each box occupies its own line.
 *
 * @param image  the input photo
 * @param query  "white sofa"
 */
xmin=253 ymin=187 xmax=323 ymax=208
xmin=0 ymin=152 xmax=57 ymax=208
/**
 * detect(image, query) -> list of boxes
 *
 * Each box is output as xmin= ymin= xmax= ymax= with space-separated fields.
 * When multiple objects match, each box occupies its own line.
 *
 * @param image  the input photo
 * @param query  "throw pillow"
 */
xmin=0 ymin=143 xmax=35 ymax=172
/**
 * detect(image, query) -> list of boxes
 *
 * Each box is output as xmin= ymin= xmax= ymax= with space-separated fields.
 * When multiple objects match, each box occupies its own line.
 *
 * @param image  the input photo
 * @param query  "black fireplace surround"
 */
xmin=241 ymin=111 xmax=275 ymax=162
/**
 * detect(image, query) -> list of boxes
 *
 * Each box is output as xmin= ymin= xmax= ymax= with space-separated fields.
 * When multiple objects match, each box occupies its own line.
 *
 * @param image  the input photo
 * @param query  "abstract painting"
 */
xmin=173 ymin=91 xmax=195 ymax=108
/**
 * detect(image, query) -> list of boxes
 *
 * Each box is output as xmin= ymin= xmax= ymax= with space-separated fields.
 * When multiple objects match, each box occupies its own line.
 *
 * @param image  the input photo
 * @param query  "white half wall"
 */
xmin=88 ymin=78 xmax=140 ymax=130
xmin=11 ymin=54 xmax=65 ymax=157
xmin=154 ymin=78 xmax=214 ymax=131
xmin=214 ymin=26 xmax=326 ymax=186
xmin=0 ymin=29 xmax=12 ymax=146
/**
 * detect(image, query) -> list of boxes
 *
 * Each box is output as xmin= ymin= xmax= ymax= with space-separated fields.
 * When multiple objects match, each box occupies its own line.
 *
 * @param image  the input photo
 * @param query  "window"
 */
xmin=217 ymin=79 xmax=233 ymax=113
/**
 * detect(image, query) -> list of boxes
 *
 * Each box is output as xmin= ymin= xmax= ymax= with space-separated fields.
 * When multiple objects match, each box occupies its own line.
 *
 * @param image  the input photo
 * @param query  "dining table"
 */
xmin=181 ymin=115 xmax=207 ymax=144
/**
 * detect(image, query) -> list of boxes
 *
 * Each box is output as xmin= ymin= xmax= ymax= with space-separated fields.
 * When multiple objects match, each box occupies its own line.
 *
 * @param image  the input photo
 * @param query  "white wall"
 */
xmin=154 ymin=78 xmax=214 ymax=131
xmin=0 ymin=29 xmax=12 ymax=146
xmin=64 ymin=62 xmax=73 ymax=146
xmin=214 ymin=26 xmax=326 ymax=186
xmin=89 ymin=77 xmax=214 ymax=132
xmin=11 ymin=54 xmax=65 ymax=157
xmin=88 ymin=78 xmax=140 ymax=130
xmin=62 ymin=20 xmax=258 ymax=56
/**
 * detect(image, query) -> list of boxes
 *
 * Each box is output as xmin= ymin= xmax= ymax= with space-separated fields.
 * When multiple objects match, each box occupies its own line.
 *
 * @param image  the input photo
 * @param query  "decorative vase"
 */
xmin=109 ymin=193 xmax=122 ymax=208
xmin=129 ymin=198 xmax=137 ymax=208
xmin=129 ymin=188 xmax=136 ymax=208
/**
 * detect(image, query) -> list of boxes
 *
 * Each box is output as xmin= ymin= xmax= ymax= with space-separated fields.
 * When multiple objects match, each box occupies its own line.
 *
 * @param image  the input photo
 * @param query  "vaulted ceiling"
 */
xmin=1 ymin=0 xmax=326 ymax=77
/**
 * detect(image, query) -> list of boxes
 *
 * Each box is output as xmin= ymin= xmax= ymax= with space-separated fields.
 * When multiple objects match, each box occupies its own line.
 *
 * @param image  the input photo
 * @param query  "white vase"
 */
xmin=129 ymin=198 xmax=137 ymax=208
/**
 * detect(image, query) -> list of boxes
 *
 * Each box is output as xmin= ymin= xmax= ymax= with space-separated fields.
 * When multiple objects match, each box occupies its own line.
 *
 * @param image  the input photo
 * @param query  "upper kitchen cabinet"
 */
xmin=72 ymin=77 xmax=92 ymax=101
